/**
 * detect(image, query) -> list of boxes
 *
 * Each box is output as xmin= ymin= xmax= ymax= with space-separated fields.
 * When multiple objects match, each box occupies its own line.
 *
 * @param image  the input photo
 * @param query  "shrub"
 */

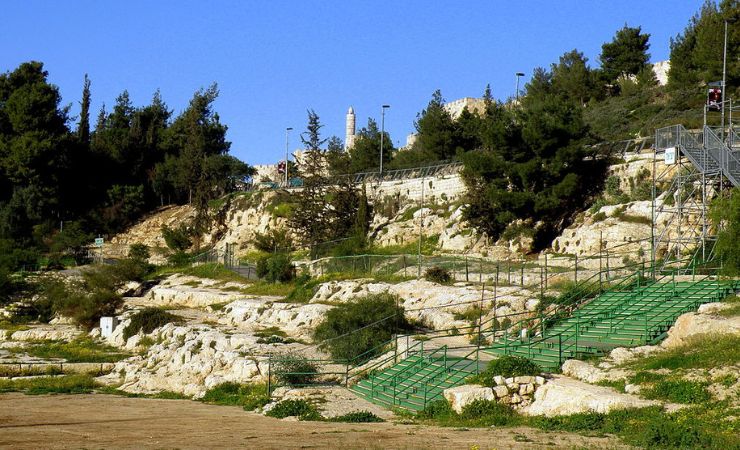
xmin=256 ymin=253 xmax=295 ymax=283
xmin=7 ymin=337 xmax=128 ymax=363
xmin=417 ymin=399 xmax=455 ymax=420
xmin=167 ymin=251 xmax=192 ymax=267
xmin=0 ymin=374 xmax=97 ymax=395
xmin=39 ymin=272 xmax=123 ymax=330
xmin=265 ymin=399 xmax=321 ymax=420
xmin=424 ymin=266 xmax=452 ymax=284
xmin=128 ymin=244 xmax=150 ymax=263
xmin=253 ymin=228 xmax=292 ymax=253
xmin=642 ymin=380 xmax=711 ymax=404
xmin=284 ymin=274 xmax=319 ymax=303
xmin=273 ymin=353 xmax=318 ymax=386
xmin=161 ymin=224 xmax=193 ymax=252
xmin=313 ymin=293 xmax=411 ymax=362
xmin=469 ymin=356 xmax=540 ymax=386
xmin=123 ymin=307 xmax=182 ymax=341
xmin=592 ymin=211 xmax=607 ymax=222
xmin=328 ymin=411 xmax=384 ymax=423
xmin=459 ymin=400 xmax=516 ymax=426
xmin=200 ymin=382 xmax=270 ymax=411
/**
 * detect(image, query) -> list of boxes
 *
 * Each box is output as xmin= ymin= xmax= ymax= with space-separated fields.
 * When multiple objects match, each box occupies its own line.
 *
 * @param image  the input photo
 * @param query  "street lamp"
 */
xmin=515 ymin=72 xmax=525 ymax=102
xmin=380 ymin=104 xmax=390 ymax=175
xmin=721 ymin=18 xmax=736 ymax=140
xmin=285 ymin=127 xmax=293 ymax=186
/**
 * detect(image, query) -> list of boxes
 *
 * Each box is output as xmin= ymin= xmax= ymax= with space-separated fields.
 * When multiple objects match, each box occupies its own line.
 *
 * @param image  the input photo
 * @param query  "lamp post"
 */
xmin=380 ymin=105 xmax=390 ymax=175
xmin=285 ymin=127 xmax=293 ymax=186
xmin=721 ymin=18 xmax=736 ymax=140
xmin=515 ymin=72 xmax=525 ymax=102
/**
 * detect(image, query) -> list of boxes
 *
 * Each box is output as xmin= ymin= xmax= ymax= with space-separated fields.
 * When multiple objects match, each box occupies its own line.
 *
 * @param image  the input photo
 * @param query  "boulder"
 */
xmin=443 ymin=385 xmax=495 ymax=414
xmin=525 ymin=375 xmax=658 ymax=417
xmin=661 ymin=312 xmax=740 ymax=348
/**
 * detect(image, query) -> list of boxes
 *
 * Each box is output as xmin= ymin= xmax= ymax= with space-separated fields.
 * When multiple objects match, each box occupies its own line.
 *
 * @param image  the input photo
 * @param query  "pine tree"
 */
xmin=77 ymin=74 xmax=91 ymax=144
xmin=599 ymin=25 xmax=651 ymax=84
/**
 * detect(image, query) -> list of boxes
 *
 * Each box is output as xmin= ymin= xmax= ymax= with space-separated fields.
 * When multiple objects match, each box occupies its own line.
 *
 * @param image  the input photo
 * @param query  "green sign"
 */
xmin=94 ymin=238 xmax=104 ymax=247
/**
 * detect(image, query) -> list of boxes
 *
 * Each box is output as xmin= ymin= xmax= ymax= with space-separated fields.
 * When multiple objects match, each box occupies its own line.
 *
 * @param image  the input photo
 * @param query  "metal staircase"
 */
xmin=704 ymin=126 xmax=740 ymax=187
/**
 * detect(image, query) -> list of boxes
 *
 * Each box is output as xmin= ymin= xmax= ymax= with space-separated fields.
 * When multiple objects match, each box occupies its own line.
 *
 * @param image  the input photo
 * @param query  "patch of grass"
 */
xmin=0 ymin=374 xmax=97 ymax=394
xmin=629 ymin=334 xmax=740 ymax=370
xmin=181 ymin=263 xmax=248 ymax=284
xmin=629 ymin=371 xmax=666 ymax=384
xmin=7 ymin=338 xmax=129 ymax=363
xmin=424 ymin=266 xmax=452 ymax=284
xmin=284 ymin=275 xmax=320 ymax=303
xmin=265 ymin=399 xmax=321 ymax=420
xmin=642 ymin=379 xmax=711 ymax=404
xmin=452 ymin=305 xmax=489 ymax=323
xmin=200 ymin=382 xmax=270 ymax=411
xmin=596 ymin=379 xmax=626 ymax=392
xmin=0 ymin=365 xmax=64 ymax=377
xmin=717 ymin=295 xmax=740 ymax=318
xmin=96 ymin=386 xmax=190 ymax=399
xmin=273 ymin=354 xmax=319 ymax=386
xmin=254 ymin=326 xmax=298 ymax=345
xmin=416 ymin=399 xmax=517 ymax=428
xmin=614 ymin=212 xmax=652 ymax=225
xmin=328 ymin=411 xmax=384 ymax=423
xmin=123 ymin=307 xmax=182 ymax=341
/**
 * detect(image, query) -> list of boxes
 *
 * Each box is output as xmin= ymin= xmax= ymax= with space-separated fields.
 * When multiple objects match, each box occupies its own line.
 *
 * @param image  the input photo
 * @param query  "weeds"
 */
xmin=123 ymin=307 xmax=182 ymax=341
xmin=6 ymin=338 xmax=129 ymax=363
xmin=200 ymin=382 xmax=270 ymax=411
xmin=265 ymin=399 xmax=321 ymax=420
xmin=642 ymin=379 xmax=711 ymax=404
xmin=0 ymin=374 xmax=97 ymax=394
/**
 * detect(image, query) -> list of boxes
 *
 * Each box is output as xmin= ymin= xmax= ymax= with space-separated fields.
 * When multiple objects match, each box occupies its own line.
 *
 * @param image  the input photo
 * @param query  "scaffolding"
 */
xmin=652 ymin=102 xmax=740 ymax=272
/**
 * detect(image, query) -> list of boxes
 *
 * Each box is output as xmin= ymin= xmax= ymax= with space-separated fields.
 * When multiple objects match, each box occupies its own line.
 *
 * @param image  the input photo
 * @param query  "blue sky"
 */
xmin=2 ymin=1 xmax=703 ymax=164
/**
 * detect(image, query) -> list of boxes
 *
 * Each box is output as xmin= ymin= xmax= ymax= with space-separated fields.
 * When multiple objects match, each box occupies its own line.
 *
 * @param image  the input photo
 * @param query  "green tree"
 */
xmin=413 ymin=90 xmax=458 ymax=160
xmin=551 ymin=49 xmax=597 ymax=105
xmin=77 ymin=74 xmax=91 ymax=144
xmin=599 ymin=25 xmax=651 ymax=84
xmin=711 ymin=187 xmax=740 ymax=275
xmin=290 ymin=110 xmax=331 ymax=250
xmin=348 ymin=118 xmax=394 ymax=173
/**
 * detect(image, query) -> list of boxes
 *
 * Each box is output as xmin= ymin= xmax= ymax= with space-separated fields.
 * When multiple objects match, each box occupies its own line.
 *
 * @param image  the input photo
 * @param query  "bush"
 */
xmin=256 ymin=253 xmax=295 ymax=283
xmin=123 ymin=307 xmax=181 ymax=341
xmin=253 ymin=228 xmax=293 ymax=253
xmin=39 ymin=271 xmax=123 ymax=330
xmin=200 ymin=382 xmax=270 ymax=411
xmin=424 ymin=266 xmax=452 ymax=284
xmin=265 ymin=399 xmax=321 ymax=420
xmin=417 ymin=399 xmax=455 ymax=420
xmin=313 ymin=293 xmax=411 ymax=362
xmin=459 ymin=400 xmax=516 ymax=426
xmin=161 ymin=224 xmax=193 ymax=252
xmin=470 ymin=356 xmax=540 ymax=386
xmin=273 ymin=353 xmax=318 ymax=386
xmin=167 ymin=251 xmax=192 ymax=267
xmin=0 ymin=374 xmax=97 ymax=395
xmin=642 ymin=380 xmax=711 ymax=404
xmin=284 ymin=274 xmax=319 ymax=303
xmin=328 ymin=411 xmax=384 ymax=423
xmin=128 ymin=244 xmax=150 ymax=263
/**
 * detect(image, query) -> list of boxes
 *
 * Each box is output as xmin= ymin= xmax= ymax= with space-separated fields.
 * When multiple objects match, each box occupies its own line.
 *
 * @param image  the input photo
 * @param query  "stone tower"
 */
xmin=345 ymin=106 xmax=356 ymax=151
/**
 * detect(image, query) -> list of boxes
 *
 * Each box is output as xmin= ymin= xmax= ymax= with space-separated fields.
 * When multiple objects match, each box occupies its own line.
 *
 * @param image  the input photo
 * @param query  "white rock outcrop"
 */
xmin=661 ymin=311 xmax=740 ymax=348
xmin=146 ymin=275 xmax=249 ymax=308
xmin=443 ymin=385 xmax=495 ymax=413
xmin=525 ymin=376 xmax=658 ymax=417
xmin=222 ymin=299 xmax=331 ymax=339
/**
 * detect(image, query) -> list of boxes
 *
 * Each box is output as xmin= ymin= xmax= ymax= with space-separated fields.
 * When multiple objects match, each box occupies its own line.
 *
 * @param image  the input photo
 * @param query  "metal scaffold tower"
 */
xmin=652 ymin=102 xmax=740 ymax=272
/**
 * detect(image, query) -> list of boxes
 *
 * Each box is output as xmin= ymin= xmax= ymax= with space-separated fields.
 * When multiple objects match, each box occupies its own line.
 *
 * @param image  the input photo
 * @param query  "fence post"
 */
xmin=544 ymin=253 xmax=548 ymax=290
xmin=540 ymin=267 xmax=544 ymax=299
xmin=403 ymin=255 xmax=407 ymax=277
xmin=520 ymin=264 xmax=524 ymax=286
xmin=507 ymin=263 xmax=511 ymax=284
xmin=267 ymin=356 xmax=272 ymax=396
xmin=465 ymin=257 xmax=469 ymax=282
xmin=574 ymin=254 xmax=579 ymax=283
xmin=479 ymin=260 xmax=483 ymax=283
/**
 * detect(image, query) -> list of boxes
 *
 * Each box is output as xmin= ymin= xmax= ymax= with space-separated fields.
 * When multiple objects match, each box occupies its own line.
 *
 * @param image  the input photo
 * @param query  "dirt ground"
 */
xmin=0 ymin=393 xmax=628 ymax=449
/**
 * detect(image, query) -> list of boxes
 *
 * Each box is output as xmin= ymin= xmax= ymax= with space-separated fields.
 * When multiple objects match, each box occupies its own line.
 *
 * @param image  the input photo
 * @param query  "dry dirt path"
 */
xmin=0 ymin=393 xmax=628 ymax=449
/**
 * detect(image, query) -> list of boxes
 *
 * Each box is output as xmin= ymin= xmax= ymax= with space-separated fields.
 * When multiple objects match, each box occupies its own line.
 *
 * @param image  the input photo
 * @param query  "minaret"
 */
xmin=345 ymin=106 xmax=356 ymax=151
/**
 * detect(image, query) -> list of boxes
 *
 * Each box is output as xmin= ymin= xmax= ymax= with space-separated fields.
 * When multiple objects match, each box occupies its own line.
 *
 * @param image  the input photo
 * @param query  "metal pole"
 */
xmin=722 ymin=19 xmax=729 ymax=140
xmin=418 ymin=177 xmax=424 ymax=278
xmin=380 ymin=105 xmax=390 ymax=175
xmin=285 ymin=127 xmax=293 ymax=186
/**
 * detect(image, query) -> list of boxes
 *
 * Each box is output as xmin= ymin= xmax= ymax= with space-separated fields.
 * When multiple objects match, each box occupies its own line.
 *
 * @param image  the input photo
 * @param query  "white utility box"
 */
xmin=100 ymin=316 xmax=119 ymax=338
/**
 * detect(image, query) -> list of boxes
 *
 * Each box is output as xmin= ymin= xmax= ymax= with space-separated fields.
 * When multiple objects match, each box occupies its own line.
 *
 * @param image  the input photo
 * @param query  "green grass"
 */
xmin=717 ymin=295 xmax=740 ymax=318
xmin=328 ymin=411 xmax=384 ymax=423
xmin=265 ymin=399 xmax=321 ymax=421
xmin=149 ymin=263 xmax=249 ymax=285
xmin=6 ymin=338 xmax=130 ymax=363
xmin=200 ymin=382 xmax=270 ymax=411
xmin=0 ymin=365 xmax=65 ymax=377
xmin=241 ymin=281 xmax=296 ymax=297
xmin=642 ymin=379 xmax=711 ymax=404
xmin=96 ymin=386 xmax=190 ymax=399
xmin=628 ymin=334 xmax=740 ymax=371
xmin=0 ymin=374 xmax=97 ymax=394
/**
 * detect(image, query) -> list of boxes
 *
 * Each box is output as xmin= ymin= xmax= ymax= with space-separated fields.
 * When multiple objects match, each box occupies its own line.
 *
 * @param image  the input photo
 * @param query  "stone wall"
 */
xmin=367 ymin=173 xmax=466 ymax=204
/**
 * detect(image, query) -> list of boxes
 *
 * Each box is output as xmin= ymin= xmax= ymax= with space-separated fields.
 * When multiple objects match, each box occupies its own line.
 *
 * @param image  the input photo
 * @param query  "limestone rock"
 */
xmin=9 ymin=325 xmax=81 ymax=342
xmin=443 ymin=385 xmax=495 ymax=414
xmin=492 ymin=385 xmax=509 ymax=398
xmin=661 ymin=311 xmax=740 ymax=348
xmin=525 ymin=375 xmax=658 ymax=417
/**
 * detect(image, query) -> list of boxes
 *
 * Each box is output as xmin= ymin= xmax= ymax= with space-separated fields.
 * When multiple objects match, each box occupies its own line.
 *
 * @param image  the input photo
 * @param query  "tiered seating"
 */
xmin=485 ymin=280 xmax=738 ymax=371
xmin=350 ymin=352 xmax=478 ymax=411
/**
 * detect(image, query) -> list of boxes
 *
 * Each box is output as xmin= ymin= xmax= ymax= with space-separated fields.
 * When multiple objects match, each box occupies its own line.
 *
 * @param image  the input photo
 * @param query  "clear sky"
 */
xmin=2 ymin=1 xmax=703 ymax=164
